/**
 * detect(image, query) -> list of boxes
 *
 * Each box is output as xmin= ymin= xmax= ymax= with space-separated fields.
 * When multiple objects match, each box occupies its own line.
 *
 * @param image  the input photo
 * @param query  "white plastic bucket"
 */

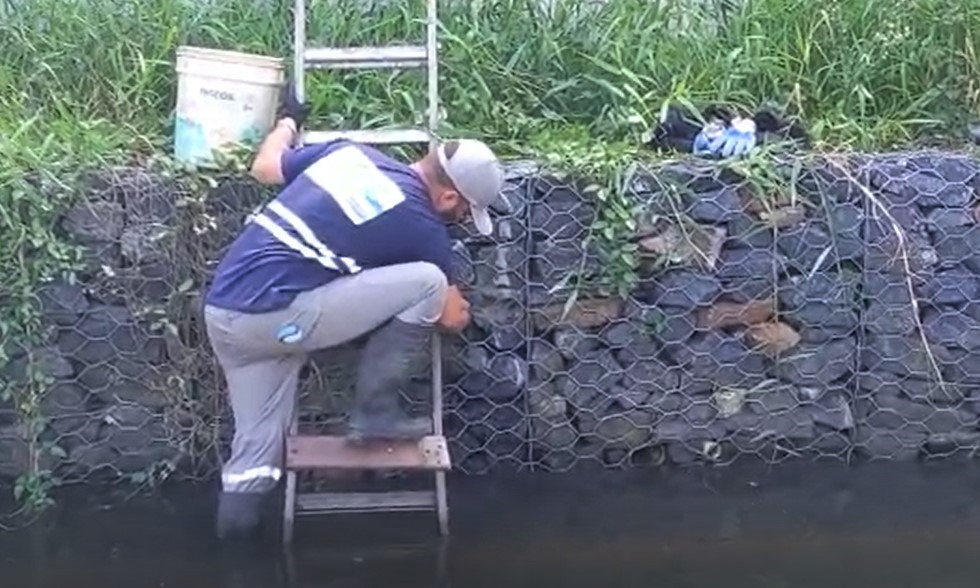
xmin=173 ymin=46 xmax=285 ymax=166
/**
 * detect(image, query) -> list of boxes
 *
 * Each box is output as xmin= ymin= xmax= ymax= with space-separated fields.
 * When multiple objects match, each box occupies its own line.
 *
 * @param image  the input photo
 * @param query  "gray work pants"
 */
xmin=204 ymin=261 xmax=449 ymax=494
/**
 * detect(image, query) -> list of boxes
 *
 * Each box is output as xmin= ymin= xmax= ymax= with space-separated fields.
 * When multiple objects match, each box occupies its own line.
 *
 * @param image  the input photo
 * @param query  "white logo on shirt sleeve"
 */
xmin=303 ymin=145 xmax=407 ymax=224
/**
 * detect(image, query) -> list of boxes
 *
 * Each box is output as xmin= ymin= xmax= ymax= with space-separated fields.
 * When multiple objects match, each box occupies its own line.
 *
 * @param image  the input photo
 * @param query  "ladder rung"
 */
xmin=286 ymin=434 xmax=452 ymax=471
xmin=304 ymin=45 xmax=428 ymax=70
xmin=296 ymin=490 xmax=436 ymax=515
xmin=302 ymin=128 xmax=432 ymax=145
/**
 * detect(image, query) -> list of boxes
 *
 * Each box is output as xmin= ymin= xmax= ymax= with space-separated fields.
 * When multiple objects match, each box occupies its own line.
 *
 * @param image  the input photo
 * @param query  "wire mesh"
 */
xmin=1 ymin=148 xmax=980 ymax=493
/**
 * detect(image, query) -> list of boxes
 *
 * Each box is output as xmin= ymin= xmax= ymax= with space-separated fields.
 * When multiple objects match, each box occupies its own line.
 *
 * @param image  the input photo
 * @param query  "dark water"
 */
xmin=5 ymin=459 xmax=980 ymax=588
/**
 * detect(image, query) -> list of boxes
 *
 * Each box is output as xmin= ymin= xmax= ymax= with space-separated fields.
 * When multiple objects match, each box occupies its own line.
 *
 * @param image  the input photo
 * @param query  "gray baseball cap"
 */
xmin=437 ymin=139 xmax=504 ymax=236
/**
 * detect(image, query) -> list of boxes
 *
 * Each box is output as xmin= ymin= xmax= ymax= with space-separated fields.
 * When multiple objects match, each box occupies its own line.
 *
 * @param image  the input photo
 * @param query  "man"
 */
xmin=203 ymin=91 xmax=504 ymax=540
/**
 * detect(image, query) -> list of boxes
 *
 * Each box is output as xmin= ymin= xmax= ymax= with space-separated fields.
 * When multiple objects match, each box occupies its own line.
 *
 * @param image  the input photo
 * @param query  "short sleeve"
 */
xmin=279 ymin=139 xmax=349 ymax=185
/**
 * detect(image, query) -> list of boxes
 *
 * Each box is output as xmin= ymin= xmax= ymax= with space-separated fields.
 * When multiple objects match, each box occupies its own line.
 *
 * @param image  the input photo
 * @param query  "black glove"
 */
xmin=277 ymin=78 xmax=309 ymax=128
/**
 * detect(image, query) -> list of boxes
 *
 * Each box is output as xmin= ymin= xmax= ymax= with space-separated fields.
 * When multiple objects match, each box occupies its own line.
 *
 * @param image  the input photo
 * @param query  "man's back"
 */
xmin=205 ymin=138 xmax=457 ymax=314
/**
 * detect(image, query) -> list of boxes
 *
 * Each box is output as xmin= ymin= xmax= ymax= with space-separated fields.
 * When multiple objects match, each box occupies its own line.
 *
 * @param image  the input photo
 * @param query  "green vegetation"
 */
xmin=0 ymin=0 xmax=979 ymax=509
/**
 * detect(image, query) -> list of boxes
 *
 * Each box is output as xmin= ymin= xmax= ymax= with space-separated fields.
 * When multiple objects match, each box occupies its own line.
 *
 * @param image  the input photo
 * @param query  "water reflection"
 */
xmin=6 ymin=460 xmax=980 ymax=588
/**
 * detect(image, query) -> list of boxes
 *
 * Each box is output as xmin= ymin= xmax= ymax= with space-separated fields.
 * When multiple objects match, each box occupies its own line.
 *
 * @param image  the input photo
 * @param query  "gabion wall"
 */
xmin=2 ymin=148 xmax=980 ymax=486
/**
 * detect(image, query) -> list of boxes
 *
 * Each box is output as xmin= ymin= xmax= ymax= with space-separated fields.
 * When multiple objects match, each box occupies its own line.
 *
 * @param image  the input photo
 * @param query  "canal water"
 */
xmin=4 ymin=459 xmax=980 ymax=587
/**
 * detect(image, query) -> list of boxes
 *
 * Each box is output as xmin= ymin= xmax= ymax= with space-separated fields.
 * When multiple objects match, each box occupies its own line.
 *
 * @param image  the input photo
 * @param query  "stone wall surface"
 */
xmin=3 ymin=149 xmax=980 ymax=485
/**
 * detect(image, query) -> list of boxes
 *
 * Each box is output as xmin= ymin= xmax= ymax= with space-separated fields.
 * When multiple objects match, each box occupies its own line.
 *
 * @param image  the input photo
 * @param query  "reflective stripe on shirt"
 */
xmin=248 ymin=201 xmax=361 ymax=274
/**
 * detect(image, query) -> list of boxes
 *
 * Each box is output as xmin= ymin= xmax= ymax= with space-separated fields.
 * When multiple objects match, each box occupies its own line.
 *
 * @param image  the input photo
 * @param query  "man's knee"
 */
xmin=397 ymin=262 xmax=449 ymax=325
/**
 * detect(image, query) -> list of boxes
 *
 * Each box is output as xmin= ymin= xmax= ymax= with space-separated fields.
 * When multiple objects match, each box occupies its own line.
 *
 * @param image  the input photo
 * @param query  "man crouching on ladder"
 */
xmin=202 ymin=89 xmax=504 ymax=540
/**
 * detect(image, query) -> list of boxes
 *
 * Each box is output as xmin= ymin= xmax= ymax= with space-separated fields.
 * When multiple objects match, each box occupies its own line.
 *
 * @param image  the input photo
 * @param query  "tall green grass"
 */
xmin=1 ymin=0 xmax=978 ymax=154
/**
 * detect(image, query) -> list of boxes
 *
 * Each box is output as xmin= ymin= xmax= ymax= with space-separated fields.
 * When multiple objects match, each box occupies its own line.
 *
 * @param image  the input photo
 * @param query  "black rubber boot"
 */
xmin=216 ymin=491 xmax=265 ymax=541
xmin=347 ymin=319 xmax=434 ymax=442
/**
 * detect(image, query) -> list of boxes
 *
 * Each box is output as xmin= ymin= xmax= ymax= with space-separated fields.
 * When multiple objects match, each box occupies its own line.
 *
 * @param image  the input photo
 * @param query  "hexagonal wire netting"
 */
xmin=2 ymin=148 xmax=980 ymax=501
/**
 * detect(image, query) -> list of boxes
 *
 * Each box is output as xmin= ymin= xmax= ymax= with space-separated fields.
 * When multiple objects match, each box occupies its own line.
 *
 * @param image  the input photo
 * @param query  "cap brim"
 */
xmin=472 ymin=206 xmax=493 ymax=236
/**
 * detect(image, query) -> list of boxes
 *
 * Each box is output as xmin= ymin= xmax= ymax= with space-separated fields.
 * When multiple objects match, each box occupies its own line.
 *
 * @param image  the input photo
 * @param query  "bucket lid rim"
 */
xmin=176 ymin=45 xmax=284 ymax=67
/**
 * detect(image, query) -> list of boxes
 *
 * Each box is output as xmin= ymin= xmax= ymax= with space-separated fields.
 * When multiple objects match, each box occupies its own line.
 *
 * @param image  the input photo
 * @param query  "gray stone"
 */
xmin=865 ymin=300 xmax=917 ymax=336
xmin=870 ymin=158 xmax=974 ymax=208
xmin=0 ymin=424 xmax=60 ymax=479
xmin=105 ymin=404 xmax=157 ymax=428
xmin=932 ymin=225 xmax=980 ymax=273
xmin=828 ymin=203 xmax=865 ymax=253
xmin=858 ymin=371 xmax=966 ymax=405
xmin=99 ymin=166 xmax=178 ymax=224
xmin=857 ymin=394 xmax=977 ymax=435
xmin=529 ymin=340 xmax=565 ymax=386
xmin=531 ymin=237 xmax=601 ymax=291
xmin=925 ymin=208 xmax=974 ymax=230
xmin=669 ymin=332 xmax=768 ymax=388
xmin=854 ymin=425 xmax=925 ymax=460
xmin=1 ymin=346 xmax=74 ymax=383
xmin=38 ymin=279 xmax=90 ymax=326
xmin=865 ymin=223 xmax=938 ymax=274
xmin=863 ymin=272 xmax=920 ymax=305
xmin=797 ymin=160 xmax=861 ymax=203
xmin=451 ymin=240 xmax=476 ymax=286
xmin=939 ymin=347 xmax=980 ymax=383
xmin=717 ymin=246 xmax=788 ymax=280
xmin=861 ymin=334 xmax=953 ymax=379
xmin=807 ymin=392 xmax=855 ymax=431
xmin=555 ymin=348 xmax=624 ymax=409
xmin=727 ymin=213 xmax=774 ymax=249
xmin=922 ymin=308 xmax=980 ymax=351
xmin=56 ymin=306 xmax=167 ymax=371
xmin=638 ymin=268 xmax=721 ymax=308
xmin=452 ymin=400 xmax=525 ymax=459
xmin=474 ymin=244 xmax=526 ymax=294
xmin=120 ymin=223 xmax=171 ymax=265
xmin=599 ymin=320 xmax=637 ymax=348
xmin=659 ymin=160 xmax=742 ymax=195
xmin=684 ymin=187 xmax=742 ymax=223
xmin=777 ymin=222 xmax=860 ymax=273
xmin=778 ymin=271 xmax=859 ymax=309
xmin=578 ymin=405 xmax=655 ymax=449
xmin=459 ymin=352 xmax=527 ymax=403
xmin=789 ymin=302 xmax=859 ymax=335
xmin=62 ymin=200 xmax=124 ymax=243
xmin=530 ymin=181 xmax=596 ymax=239
xmin=619 ymin=352 xmax=681 ymax=397
xmin=471 ymin=297 xmax=524 ymax=352
xmin=724 ymin=408 xmax=816 ymax=441
xmin=774 ymin=337 xmax=856 ymax=386
xmin=926 ymin=153 xmax=980 ymax=183
xmin=919 ymin=267 xmax=980 ymax=305
xmin=614 ymin=332 xmax=661 ymax=366
xmin=552 ymin=327 xmax=599 ymax=361
xmin=39 ymin=383 xmax=87 ymax=417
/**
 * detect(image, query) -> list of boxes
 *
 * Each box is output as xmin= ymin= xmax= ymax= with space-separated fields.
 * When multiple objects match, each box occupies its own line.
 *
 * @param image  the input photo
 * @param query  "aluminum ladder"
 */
xmin=281 ymin=0 xmax=451 ymax=545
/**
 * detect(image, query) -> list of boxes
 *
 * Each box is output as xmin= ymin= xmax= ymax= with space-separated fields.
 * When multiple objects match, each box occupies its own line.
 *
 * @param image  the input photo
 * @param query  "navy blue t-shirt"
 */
xmin=205 ymin=138 xmax=457 ymax=314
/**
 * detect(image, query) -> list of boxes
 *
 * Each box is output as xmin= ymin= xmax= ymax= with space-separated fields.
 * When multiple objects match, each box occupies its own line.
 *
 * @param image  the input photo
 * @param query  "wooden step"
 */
xmin=296 ymin=490 xmax=436 ymax=515
xmin=286 ymin=435 xmax=452 ymax=471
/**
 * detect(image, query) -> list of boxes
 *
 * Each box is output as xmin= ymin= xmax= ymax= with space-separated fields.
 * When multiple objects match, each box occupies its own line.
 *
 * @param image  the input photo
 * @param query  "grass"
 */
xmin=0 ymin=0 xmax=978 ymax=157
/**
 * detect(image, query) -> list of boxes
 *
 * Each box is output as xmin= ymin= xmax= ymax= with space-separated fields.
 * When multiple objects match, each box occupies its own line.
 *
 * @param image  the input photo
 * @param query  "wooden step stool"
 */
xmin=281 ymin=337 xmax=452 ymax=544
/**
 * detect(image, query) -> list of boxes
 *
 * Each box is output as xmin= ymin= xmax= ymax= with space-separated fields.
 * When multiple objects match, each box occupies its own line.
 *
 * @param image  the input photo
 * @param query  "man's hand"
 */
xmin=437 ymin=286 xmax=471 ymax=333
xmin=250 ymin=79 xmax=309 ymax=185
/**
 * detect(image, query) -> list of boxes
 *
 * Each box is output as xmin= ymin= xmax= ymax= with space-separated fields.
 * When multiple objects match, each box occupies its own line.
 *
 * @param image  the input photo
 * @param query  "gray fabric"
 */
xmin=205 ymin=261 xmax=449 ymax=493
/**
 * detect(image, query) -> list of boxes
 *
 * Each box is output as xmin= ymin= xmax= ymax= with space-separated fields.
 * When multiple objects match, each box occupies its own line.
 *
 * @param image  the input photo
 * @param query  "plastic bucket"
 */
xmin=173 ymin=46 xmax=285 ymax=167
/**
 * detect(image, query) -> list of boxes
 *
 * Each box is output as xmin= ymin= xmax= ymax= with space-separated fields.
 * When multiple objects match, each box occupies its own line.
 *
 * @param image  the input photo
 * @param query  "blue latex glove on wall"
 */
xmin=707 ymin=116 xmax=757 ymax=157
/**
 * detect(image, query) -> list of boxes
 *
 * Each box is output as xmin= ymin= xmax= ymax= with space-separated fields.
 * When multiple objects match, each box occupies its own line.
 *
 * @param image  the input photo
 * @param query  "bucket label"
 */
xmin=200 ymin=87 xmax=235 ymax=101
